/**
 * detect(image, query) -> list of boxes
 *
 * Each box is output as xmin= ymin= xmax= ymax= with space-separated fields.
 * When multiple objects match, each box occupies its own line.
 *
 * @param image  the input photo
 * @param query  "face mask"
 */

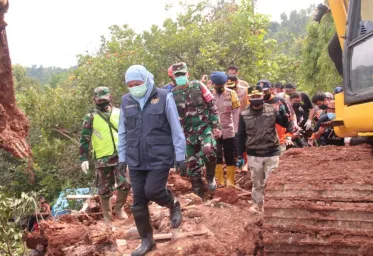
xmin=215 ymin=87 xmax=224 ymax=94
xmin=263 ymin=93 xmax=271 ymax=101
xmin=250 ymin=98 xmax=264 ymax=108
xmin=327 ymin=113 xmax=336 ymax=120
xmin=129 ymin=83 xmax=148 ymax=98
xmin=96 ymin=101 xmax=110 ymax=111
xmin=319 ymin=104 xmax=328 ymax=110
xmin=175 ymin=75 xmax=189 ymax=86
xmin=292 ymin=103 xmax=301 ymax=109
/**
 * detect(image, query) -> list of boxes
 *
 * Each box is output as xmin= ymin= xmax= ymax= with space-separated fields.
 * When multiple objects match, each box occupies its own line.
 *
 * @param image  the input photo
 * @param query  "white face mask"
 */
xmin=128 ymin=76 xmax=148 ymax=98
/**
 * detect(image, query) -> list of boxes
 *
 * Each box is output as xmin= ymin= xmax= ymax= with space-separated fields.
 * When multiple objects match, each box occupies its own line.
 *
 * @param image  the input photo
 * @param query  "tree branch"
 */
xmin=51 ymin=128 xmax=79 ymax=146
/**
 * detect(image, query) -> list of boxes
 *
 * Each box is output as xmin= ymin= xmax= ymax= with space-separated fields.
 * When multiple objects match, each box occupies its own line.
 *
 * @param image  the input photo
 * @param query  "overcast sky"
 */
xmin=5 ymin=0 xmax=321 ymax=68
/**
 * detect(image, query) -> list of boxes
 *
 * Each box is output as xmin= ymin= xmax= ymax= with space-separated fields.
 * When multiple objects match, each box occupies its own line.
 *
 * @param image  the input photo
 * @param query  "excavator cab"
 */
xmin=331 ymin=0 xmax=373 ymax=137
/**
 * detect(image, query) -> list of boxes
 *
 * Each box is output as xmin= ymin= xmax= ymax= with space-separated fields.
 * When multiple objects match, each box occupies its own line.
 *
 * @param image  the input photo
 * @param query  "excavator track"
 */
xmin=263 ymin=145 xmax=373 ymax=255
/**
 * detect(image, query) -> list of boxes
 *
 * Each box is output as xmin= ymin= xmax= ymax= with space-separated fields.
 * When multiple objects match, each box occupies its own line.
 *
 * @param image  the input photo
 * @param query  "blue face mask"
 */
xmin=327 ymin=113 xmax=336 ymax=120
xmin=175 ymin=75 xmax=188 ymax=86
xmin=129 ymin=81 xmax=147 ymax=98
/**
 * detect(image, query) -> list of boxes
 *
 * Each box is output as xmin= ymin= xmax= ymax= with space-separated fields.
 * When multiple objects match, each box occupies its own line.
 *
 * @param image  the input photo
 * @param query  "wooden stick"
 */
xmin=154 ymin=230 xmax=209 ymax=241
xmin=232 ymin=185 xmax=250 ymax=193
xmin=238 ymin=192 xmax=251 ymax=198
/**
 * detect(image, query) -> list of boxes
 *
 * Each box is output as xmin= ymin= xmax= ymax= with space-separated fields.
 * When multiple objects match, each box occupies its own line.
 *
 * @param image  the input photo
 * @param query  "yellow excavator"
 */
xmin=330 ymin=0 xmax=373 ymax=138
xmin=263 ymin=0 xmax=373 ymax=254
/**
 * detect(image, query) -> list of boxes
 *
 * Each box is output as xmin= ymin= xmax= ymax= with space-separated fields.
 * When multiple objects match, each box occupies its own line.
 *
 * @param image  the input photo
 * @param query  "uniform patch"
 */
xmin=151 ymin=97 xmax=160 ymax=104
xmin=125 ymin=104 xmax=137 ymax=109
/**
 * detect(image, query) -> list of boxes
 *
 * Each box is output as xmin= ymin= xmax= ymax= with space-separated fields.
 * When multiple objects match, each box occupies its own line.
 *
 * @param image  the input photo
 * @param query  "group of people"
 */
xmin=78 ymin=63 xmax=356 ymax=256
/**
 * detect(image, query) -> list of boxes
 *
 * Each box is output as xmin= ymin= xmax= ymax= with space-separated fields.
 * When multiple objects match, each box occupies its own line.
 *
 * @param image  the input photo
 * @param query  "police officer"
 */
xmin=211 ymin=72 xmax=240 ymax=186
xmin=118 ymin=65 xmax=186 ymax=256
xmin=79 ymin=87 xmax=131 ymax=223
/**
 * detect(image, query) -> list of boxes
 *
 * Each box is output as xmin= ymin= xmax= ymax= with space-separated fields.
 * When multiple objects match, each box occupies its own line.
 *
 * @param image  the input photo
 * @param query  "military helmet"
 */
xmin=93 ymin=86 xmax=111 ymax=101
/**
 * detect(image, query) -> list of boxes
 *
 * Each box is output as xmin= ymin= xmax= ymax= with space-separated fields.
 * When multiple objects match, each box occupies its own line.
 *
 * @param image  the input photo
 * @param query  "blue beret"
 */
xmin=210 ymin=71 xmax=228 ymax=85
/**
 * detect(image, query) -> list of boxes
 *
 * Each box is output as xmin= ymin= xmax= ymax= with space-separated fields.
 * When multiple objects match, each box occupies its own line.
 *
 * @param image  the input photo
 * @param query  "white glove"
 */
xmin=305 ymin=119 xmax=312 ymax=130
xmin=81 ymin=161 xmax=89 ymax=174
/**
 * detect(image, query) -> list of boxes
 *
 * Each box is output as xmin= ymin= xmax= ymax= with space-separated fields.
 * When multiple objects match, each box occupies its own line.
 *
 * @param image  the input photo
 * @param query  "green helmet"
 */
xmin=93 ymin=86 xmax=111 ymax=101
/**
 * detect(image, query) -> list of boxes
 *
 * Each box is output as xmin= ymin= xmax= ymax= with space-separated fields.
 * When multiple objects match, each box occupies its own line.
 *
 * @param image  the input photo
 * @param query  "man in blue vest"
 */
xmin=79 ymin=87 xmax=131 ymax=223
xmin=118 ymin=65 xmax=186 ymax=256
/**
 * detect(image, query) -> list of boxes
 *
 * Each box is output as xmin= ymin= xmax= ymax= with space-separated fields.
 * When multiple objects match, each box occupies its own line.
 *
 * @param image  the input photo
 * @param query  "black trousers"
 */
xmin=28 ymin=216 xmax=36 ymax=231
xmin=129 ymin=169 xmax=173 ymax=208
xmin=216 ymin=137 xmax=236 ymax=166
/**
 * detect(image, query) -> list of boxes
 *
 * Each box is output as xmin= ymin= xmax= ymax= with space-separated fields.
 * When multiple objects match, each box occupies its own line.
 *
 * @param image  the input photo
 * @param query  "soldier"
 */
xmin=237 ymin=87 xmax=292 ymax=212
xmin=118 ymin=65 xmax=185 ymax=256
xmin=79 ymin=87 xmax=131 ymax=223
xmin=211 ymin=72 xmax=240 ymax=186
xmin=171 ymin=62 xmax=222 ymax=198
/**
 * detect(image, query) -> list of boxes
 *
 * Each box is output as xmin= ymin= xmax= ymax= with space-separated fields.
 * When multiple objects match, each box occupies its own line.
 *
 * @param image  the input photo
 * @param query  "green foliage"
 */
xmin=75 ymin=0 xmax=295 ymax=92
xmin=298 ymin=13 xmax=342 ymax=94
xmin=26 ymin=65 xmax=70 ymax=86
xmin=0 ymin=188 xmax=37 ymax=255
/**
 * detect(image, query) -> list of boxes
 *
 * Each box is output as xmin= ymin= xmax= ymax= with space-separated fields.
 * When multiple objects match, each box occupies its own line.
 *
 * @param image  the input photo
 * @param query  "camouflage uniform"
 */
xmin=171 ymin=66 xmax=220 ymax=177
xmin=79 ymin=87 xmax=130 ymax=198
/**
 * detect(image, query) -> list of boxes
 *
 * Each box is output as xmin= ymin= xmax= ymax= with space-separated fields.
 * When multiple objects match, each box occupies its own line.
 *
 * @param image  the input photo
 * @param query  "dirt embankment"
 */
xmin=0 ymin=14 xmax=31 ymax=159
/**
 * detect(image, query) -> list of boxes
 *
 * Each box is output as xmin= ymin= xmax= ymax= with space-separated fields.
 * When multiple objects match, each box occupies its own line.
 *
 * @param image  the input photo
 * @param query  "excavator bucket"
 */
xmin=0 ymin=0 xmax=31 ymax=158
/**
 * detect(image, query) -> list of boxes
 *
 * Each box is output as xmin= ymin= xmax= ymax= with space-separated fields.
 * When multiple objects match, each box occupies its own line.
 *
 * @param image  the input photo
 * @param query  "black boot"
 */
xmin=131 ymin=206 xmax=156 ymax=256
xmin=205 ymin=162 xmax=217 ymax=191
xmin=190 ymin=175 xmax=204 ymax=199
xmin=166 ymin=191 xmax=182 ymax=229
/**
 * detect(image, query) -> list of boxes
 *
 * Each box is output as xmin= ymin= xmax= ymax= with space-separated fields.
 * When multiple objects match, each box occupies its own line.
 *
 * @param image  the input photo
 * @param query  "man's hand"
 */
xmin=81 ymin=161 xmax=89 ymax=174
xmin=213 ymin=129 xmax=222 ymax=138
xmin=175 ymin=161 xmax=187 ymax=177
xmin=285 ymin=137 xmax=294 ymax=146
xmin=319 ymin=126 xmax=326 ymax=134
xmin=305 ymin=119 xmax=312 ymax=130
xmin=236 ymin=156 xmax=245 ymax=169
xmin=201 ymin=74 xmax=208 ymax=83
xmin=118 ymin=162 xmax=127 ymax=176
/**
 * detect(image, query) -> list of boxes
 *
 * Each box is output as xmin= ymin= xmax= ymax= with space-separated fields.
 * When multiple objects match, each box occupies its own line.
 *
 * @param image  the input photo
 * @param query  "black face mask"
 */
xmin=96 ymin=101 xmax=110 ymax=111
xmin=293 ymin=103 xmax=301 ymax=109
xmin=263 ymin=94 xmax=271 ymax=101
xmin=250 ymin=98 xmax=264 ymax=108
xmin=215 ymin=87 xmax=224 ymax=94
xmin=319 ymin=104 xmax=328 ymax=110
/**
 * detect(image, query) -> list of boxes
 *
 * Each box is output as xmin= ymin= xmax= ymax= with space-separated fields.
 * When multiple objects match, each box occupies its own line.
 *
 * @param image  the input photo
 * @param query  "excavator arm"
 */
xmin=0 ymin=0 xmax=31 ymax=158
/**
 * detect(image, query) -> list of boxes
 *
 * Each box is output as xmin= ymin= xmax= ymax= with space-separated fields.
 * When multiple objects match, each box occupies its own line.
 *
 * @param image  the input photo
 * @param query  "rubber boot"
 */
xmin=226 ymin=165 xmax=236 ymax=187
xmin=215 ymin=164 xmax=225 ymax=186
xmin=114 ymin=190 xmax=129 ymax=220
xmin=190 ymin=175 xmax=204 ymax=199
xmin=100 ymin=196 xmax=112 ymax=223
xmin=205 ymin=162 xmax=217 ymax=191
xmin=166 ymin=191 xmax=183 ymax=229
xmin=131 ymin=206 xmax=156 ymax=256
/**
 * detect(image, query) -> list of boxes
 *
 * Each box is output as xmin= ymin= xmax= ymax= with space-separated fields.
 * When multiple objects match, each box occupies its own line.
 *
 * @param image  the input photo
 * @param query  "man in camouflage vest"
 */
xmin=79 ymin=86 xmax=131 ymax=222
xmin=171 ymin=62 xmax=222 ymax=198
